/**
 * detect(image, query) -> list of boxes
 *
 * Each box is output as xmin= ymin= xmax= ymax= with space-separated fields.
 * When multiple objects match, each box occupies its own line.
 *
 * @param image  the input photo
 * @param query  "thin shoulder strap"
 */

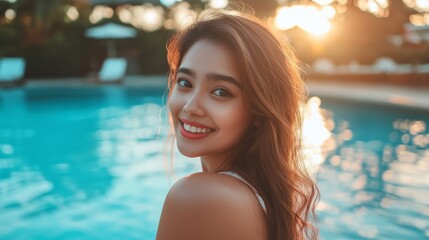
xmin=219 ymin=171 xmax=267 ymax=215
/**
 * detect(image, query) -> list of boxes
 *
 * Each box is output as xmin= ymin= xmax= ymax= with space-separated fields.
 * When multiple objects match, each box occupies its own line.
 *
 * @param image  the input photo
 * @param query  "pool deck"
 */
xmin=307 ymin=80 xmax=429 ymax=111
xmin=4 ymin=75 xmax=429 ymax=111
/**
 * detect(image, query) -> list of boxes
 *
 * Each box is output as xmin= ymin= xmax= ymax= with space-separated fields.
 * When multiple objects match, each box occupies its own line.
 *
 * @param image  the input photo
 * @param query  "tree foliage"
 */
xmin=0 ymin=0 xmax=428 ymax=77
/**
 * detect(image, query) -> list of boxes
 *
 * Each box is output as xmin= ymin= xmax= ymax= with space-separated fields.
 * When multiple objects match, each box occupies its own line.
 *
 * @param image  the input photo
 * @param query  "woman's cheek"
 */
xmin=168 ymin=89 xmax=180 ymax=114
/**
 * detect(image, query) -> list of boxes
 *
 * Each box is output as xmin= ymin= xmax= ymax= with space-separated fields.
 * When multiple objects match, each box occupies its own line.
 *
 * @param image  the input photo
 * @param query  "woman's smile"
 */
xmin=179 ymin=119 xmax=216 ymax=140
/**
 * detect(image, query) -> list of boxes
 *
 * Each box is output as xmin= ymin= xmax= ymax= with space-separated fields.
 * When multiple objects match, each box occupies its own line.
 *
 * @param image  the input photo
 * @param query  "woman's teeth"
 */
xmin=183 ymin=123 xmax=213 ymax=134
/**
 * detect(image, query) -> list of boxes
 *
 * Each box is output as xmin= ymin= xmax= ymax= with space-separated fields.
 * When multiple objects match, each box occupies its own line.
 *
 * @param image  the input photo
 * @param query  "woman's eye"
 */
xmin=177 ymin=78 xmax=192 ymax=88
xmin=212 ymin=89 xmax=232 ymax=98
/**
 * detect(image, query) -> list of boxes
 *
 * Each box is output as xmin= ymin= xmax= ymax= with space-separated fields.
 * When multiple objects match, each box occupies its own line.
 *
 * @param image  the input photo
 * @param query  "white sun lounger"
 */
xmin=0 ymin=57 xmax=26 ymax=87
xmin=98 ymin=57 xmax=127 ymax=83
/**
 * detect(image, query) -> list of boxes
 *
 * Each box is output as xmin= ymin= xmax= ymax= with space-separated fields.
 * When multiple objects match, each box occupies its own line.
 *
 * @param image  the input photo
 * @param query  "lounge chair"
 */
xmin=97 ymin=57 xmax=127 ymax=84
xmin=0 ymin=57 xmax=26 ymax=87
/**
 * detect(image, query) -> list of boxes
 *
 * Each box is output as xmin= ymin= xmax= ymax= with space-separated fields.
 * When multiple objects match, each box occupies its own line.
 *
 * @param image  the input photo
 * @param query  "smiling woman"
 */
xmin=169 ymin=40 xmax=251 ymax=163
xmin=157 ymin=11 xmax=319 ymax=240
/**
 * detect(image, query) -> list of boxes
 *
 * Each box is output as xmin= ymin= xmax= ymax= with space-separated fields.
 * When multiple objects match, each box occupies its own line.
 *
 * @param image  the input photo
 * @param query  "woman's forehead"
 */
xmin=179 ymin=40 xmax=240 ymax=82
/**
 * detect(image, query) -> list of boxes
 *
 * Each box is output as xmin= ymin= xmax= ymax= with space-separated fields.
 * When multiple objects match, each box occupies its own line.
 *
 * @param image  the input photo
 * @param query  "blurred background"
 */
xmin=0 ymin=0 xmax=429 ymax=239
xmin=0 ymin=0 xmax=428 ymax=78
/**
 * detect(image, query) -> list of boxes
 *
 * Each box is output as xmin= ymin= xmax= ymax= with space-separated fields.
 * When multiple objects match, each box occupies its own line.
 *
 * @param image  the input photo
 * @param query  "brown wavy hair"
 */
xmin=166 ymin=11 xmax=319 ymax=240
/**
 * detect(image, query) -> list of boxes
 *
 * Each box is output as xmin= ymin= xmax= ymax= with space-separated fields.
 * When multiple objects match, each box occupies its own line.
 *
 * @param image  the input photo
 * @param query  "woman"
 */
xmin=157 ymin=11 xmax=319 ymax=240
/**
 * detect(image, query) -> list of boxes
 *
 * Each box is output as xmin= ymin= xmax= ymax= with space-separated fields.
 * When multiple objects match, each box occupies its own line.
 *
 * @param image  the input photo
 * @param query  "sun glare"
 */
xmin=416 ymin=0 xmax=429 ymax=11
xmin=357 ymin=0 xmax=390 ymax=17
xmin=208 ymin=0 xmax=229 ymax=9
xmin=274 ymin=6 xmax=298 ymax=31
xmin=275 ymin=5 xmax=332 ymax=37
xmin=313 ymin=0 xmax=334 ymax=5
xmin=321 ymin=5 xmax=336 ymax=19
xmin=300 ymin=6 xmax=332 ymax=36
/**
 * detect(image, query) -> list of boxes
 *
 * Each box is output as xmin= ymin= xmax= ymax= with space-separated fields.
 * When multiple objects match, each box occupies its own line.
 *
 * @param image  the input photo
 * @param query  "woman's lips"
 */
xmin=179 ymin=119 xmax=215 ymax=140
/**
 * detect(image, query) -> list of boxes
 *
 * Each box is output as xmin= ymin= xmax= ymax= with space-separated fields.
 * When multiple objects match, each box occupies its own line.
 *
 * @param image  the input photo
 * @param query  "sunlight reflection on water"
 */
xmin=307 ymin=97 xmax=429 ymax=239
xmin=302 ymin=96 xmax=331 ymax=175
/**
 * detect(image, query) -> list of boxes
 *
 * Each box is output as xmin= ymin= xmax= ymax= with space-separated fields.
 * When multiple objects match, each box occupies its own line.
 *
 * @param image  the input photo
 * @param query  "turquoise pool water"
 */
xmin=0 ymin=86 xmax=428 ymax=239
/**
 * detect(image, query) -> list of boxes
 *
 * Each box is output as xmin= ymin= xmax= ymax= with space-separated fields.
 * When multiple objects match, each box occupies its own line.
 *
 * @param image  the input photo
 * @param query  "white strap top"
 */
xmin=219 ymin=171 xmax=267 ymax=215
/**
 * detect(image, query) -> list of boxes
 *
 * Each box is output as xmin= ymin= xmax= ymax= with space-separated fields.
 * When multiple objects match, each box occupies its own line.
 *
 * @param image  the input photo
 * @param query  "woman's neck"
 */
xmin=200 ymin=154 xmax=233 ymax=173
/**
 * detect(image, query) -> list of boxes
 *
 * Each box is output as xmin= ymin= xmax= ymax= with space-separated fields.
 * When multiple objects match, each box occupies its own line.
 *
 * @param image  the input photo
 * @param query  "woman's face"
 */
xmin=168 ymin=39 xmax=252 ymax=167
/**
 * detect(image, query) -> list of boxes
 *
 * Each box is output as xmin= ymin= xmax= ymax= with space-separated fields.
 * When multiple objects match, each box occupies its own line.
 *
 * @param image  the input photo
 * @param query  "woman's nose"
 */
xmin=183 ymin=92 xmax=206 ymax=117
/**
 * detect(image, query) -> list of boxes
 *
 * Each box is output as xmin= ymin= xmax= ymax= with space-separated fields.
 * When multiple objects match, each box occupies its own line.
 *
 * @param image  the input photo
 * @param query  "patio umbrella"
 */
xmin=85 ymin=22 xmax=137 ymax=57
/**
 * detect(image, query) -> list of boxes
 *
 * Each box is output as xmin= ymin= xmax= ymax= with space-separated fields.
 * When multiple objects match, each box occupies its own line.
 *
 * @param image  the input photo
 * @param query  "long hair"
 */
xmin=166 ymin=11 xmax=319 ymax=240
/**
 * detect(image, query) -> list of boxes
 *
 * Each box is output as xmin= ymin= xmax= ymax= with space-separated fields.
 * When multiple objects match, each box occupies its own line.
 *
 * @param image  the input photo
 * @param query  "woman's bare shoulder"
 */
xmin=172 ymin=172 xmax=253 ymax=194
xmin=156 ymin=172 xmax=267 ymax=240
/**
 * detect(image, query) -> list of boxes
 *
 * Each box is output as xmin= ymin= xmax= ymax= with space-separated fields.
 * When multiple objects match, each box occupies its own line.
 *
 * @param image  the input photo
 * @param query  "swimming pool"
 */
xmin=0 ymin=84 xmax=428 ymax=239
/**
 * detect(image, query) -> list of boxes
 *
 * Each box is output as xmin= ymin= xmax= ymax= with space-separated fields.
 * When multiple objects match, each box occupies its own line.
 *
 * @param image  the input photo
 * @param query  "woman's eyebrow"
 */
xmin=207 ymin=73 xmax=242 ymax=89
xmin=177 ymin=67 xmax=195 ymax=77
xmin=177 ymin=67 xmax=241 ymax=89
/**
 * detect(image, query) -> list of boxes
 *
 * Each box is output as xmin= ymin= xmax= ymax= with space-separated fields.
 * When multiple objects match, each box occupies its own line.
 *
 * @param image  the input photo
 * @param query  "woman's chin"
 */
xmin=177 ymin=147 xmax=201 ymax=158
